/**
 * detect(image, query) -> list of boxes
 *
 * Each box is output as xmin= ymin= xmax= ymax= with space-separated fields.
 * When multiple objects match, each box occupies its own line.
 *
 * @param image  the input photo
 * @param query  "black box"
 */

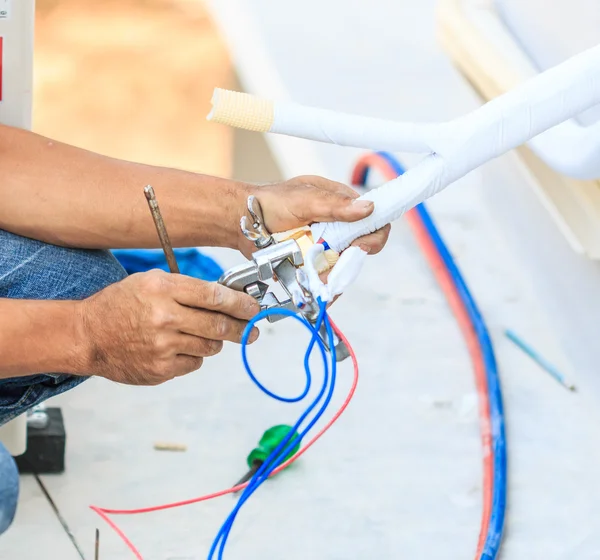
xmin=14 ymin=407 xmax=66 ymax=474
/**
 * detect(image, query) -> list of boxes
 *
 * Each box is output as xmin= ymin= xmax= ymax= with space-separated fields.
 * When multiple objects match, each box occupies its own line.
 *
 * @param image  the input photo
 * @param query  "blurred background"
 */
xmin=34 ymin=0 xmax=233 ymax=177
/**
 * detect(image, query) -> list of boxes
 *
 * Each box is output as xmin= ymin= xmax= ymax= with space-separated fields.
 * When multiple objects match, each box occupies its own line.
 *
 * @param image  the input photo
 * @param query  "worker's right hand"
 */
xmin=77 ymin=269 xmax=260 ymax=386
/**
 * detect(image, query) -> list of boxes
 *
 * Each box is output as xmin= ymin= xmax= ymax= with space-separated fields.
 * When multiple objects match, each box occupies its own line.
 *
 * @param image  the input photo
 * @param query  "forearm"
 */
xmin=0 ymin=299 xmax=89 ymax=379
xmin=0 ymin=125 xmax=251 ymax=249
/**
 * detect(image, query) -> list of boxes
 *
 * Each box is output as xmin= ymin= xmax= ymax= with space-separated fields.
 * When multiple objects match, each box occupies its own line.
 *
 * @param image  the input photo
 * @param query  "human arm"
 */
xmin=0 ymin=125 xmax=389 ymax=254
xmin=0 ymin=298 xmax=85 ymax=379
xmin=0 ymin=271 xmax=260 ymax=384
xmin=0 ymin=124 xmax=251 ymax=250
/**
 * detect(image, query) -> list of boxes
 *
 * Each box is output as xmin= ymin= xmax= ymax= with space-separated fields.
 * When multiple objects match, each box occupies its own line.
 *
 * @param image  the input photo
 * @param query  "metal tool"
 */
xmin=95 ymin=528 xmax=100 ymax=560
xmin=144 ymin=185 xmax=180 ymax=274
xmin=219 ymin=196 xmax=349 ymax=361
xmin=240 ymin=195 xmax=273 ymax=248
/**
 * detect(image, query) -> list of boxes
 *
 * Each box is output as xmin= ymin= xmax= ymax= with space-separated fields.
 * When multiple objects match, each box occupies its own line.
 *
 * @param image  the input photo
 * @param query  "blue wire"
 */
xmin=240 ymin=304 xmax=326 ymax=403
xmin=216 ymin=311 xmax=337 ymax=559
xmin=210 ymin=306 xmax=326 ymax=557
xmin=415 ymin=202 xmax=506 ymax=560
xmin=208 ymin=300 xmax=337 ymax=559
xmin=213 ymin=304 xmax=336 ymax=558
xmin=214 ymin=303 xmax=328 ymax=554
xmin=361 ymin=152 xmax=507 ymax=560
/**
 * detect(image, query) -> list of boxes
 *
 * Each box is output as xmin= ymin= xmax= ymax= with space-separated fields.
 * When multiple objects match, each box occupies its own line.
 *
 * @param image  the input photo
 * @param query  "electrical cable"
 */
xmin=90 ymin=313 xmax=358 ymax=560
xmin=351 ymin=151 xmax=506 ymax=560
xmin=209 ymin=301 xmax=336 ymax=559
xmin=239 ymin=304 xmax=326 ymax=403
xmin=351 ymin=153 xmax=492 ymax=553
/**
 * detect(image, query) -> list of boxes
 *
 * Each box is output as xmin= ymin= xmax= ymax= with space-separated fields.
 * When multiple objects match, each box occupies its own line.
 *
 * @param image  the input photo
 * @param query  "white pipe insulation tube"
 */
xmin=209 ymin=43 xmax=600 ymax=252
xmin=0 ymin=0 xmax=35 ymax=456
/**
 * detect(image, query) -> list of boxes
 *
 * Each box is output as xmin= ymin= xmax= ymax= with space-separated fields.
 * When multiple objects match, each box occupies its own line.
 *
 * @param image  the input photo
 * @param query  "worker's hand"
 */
xmin=78 ymin=270 xmax=260 ymax=386
xmin=239 ymin=176 xmax=391 ymax=259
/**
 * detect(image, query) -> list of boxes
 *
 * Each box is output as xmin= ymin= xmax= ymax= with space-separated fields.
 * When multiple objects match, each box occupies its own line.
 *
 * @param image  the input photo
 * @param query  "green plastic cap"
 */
xmin=247 ymin=425 xmax=301 ymax=469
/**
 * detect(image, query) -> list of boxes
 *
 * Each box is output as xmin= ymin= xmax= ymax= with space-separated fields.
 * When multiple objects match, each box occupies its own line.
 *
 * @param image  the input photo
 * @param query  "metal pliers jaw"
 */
xmin=219 ymin=196 xmax=349 ymax=362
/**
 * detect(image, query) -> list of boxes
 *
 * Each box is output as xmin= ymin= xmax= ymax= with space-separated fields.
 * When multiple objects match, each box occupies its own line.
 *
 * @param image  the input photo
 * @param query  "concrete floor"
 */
xmin=3 ymin=1 xmax=600 ymax=559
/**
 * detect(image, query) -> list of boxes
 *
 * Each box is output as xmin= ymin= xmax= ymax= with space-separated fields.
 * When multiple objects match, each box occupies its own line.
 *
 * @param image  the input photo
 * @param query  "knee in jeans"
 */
xmin=0 ymin=444 xmax=19 ymax=534
xmin=0 ymin=229 xmax=127 ymax=301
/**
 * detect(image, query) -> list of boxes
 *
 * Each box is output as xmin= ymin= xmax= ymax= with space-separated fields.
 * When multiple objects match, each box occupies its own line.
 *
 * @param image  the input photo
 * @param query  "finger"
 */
xmin=350 ymin=224 xmax=391 ymax=255
xmin=172 ymin=356 xmax=204 ymax=377
xmin=177 ymin=334 xmax=224 ymax=358
xmin=296 ymin=189 xmax=375 ymax=223
xmin=170 ymin=277 xmax=260 ymax=320
xmin=176 ymin=307 xmax=260 ymax=344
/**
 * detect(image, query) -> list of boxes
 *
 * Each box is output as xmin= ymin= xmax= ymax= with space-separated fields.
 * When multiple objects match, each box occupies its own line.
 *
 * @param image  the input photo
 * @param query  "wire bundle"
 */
xmin=209 ymin=300 xmax=337 ymax=558
xmin=352 ymin=152 xmax=507 ymax=560
xmin=90 ymin=306 xmax=358 ymax=560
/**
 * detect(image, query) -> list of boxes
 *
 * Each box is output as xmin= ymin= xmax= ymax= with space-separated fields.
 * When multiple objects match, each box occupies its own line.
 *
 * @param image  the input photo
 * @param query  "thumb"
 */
xmin=309 ymin=191 xmax=375 ymax=223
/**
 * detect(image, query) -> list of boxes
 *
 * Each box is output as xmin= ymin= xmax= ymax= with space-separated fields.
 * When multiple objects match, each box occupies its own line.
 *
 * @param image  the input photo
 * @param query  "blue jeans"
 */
xmin=0 ymin=229 xmax=126 ymax=534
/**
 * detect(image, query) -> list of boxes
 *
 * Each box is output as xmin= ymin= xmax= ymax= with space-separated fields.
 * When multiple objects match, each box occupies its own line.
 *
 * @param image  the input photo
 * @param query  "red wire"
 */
xmin=406 ymin=211 xmax=492 ymax=558
xmin=352 ymin=154 xmax=493 ymax=559
xmin=90 ymin=319 xmax=359 ymax=558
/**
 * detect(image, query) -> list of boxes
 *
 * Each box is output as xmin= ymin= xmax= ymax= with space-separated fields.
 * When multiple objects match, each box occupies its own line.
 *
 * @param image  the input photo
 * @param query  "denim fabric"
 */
xmin=0 ymin=229 xmax=127 ymax=535
xmin=0 ymin=442 xmax=19 ymax=534
xmin=112 ymin=247 xmax=223 ymax=280
xmin=0 ymin=228 xmax=127 ymax=426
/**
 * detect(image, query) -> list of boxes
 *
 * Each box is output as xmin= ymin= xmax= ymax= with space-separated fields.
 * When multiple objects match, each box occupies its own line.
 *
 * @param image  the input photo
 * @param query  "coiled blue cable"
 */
xmin=208 ymin=299 xmax=337 ymax=559
xmin=359 ymin=151 xmax=507 ymax=560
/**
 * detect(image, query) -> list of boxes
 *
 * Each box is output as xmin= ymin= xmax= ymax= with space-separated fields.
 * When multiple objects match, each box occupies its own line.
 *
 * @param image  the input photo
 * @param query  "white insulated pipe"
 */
xmin=209 ymin=43 xmax=600 ymax=252
xmin=0 ymin=0 xmax=35 ymax=455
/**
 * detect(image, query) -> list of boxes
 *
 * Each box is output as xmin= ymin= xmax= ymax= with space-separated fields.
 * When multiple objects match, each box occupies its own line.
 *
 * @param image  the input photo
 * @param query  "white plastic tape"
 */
xmin=304 ymin=244 xmax=368 ymax=301
xmin=326 ymin=247 xmax=368 ymax=297
xmin=312 ymin=154 xmax=448 ymax=252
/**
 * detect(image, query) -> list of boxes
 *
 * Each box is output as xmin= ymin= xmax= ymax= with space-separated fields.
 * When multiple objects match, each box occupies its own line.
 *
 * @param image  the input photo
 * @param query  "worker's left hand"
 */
xmin=239 ymin=175 xmax=391 ymax=259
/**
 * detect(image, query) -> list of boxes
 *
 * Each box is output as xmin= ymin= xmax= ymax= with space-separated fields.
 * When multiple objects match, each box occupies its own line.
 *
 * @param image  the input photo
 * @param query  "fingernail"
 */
xmin=352 ymin=200 xmax=374 ymax=212
xmin=248 ymin=327 xmax=260 ymax=343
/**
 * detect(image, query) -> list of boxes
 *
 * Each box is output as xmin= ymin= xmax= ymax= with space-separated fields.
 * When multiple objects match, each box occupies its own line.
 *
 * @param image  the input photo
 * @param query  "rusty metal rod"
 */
xmin=144 ymin=185 xmax=180 ymax=274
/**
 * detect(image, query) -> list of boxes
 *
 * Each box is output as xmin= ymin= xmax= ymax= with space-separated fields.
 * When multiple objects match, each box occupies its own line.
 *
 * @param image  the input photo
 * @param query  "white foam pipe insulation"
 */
xmin=0 ymin=0 xmax=35 ymax=455
xmin=209 ymin=43 xmax=600 ymax=260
